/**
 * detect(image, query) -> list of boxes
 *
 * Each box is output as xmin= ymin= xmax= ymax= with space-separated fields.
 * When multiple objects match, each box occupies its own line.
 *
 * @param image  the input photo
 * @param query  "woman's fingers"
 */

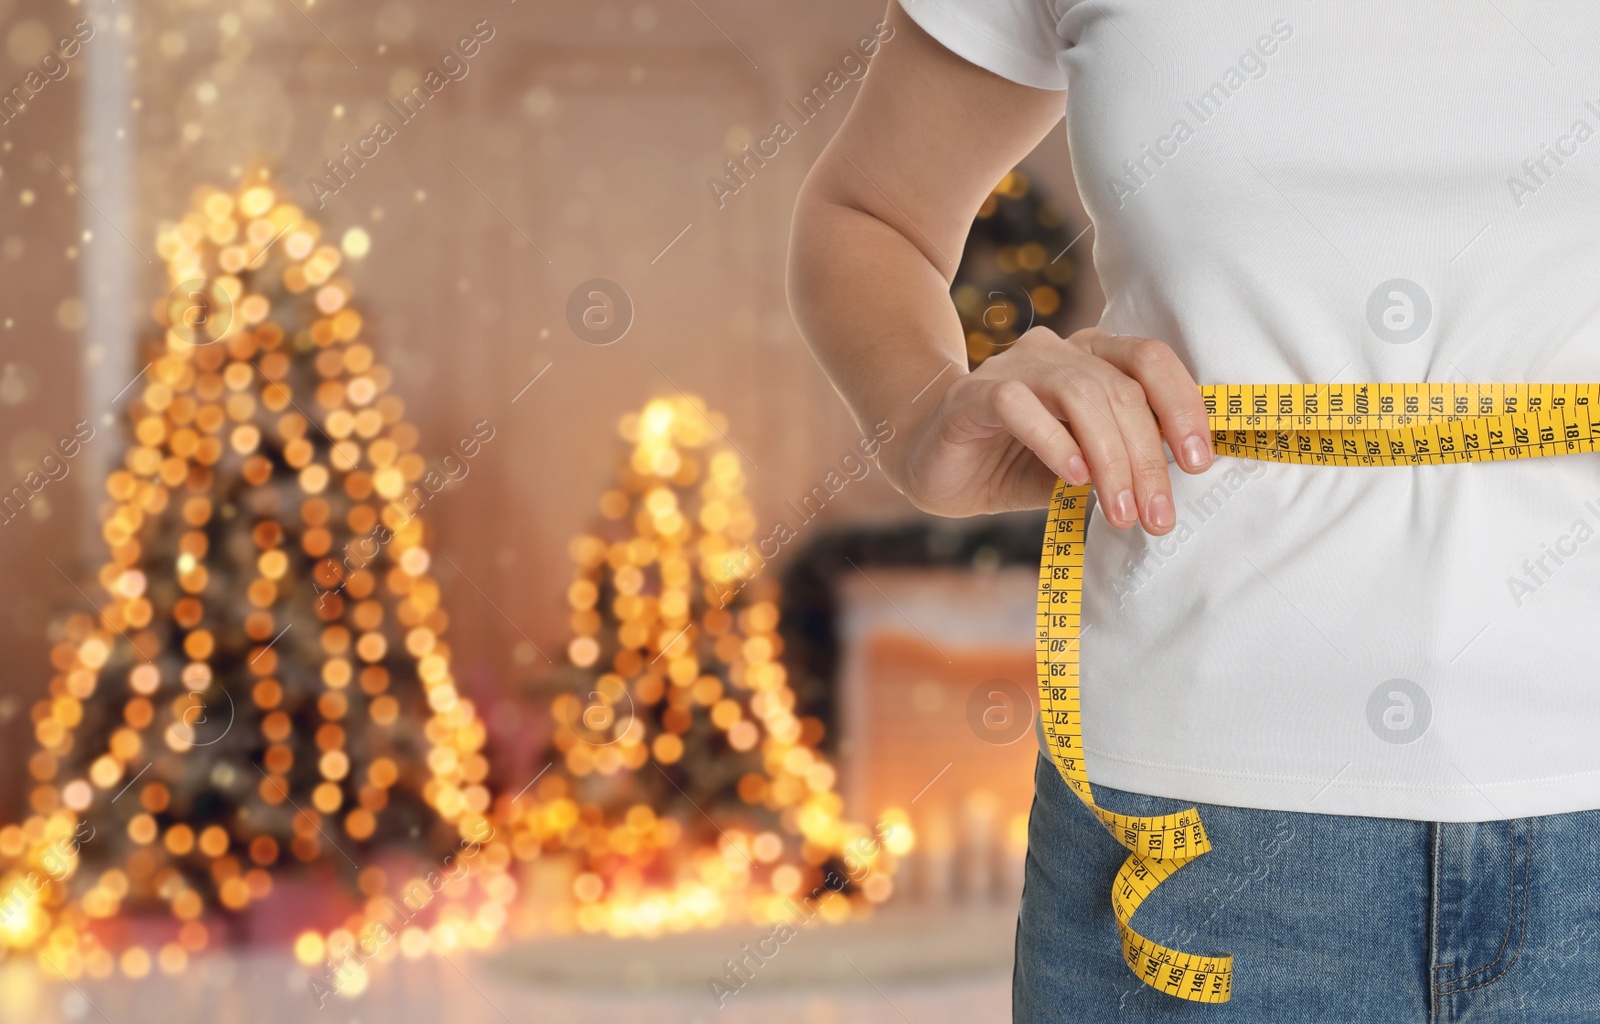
xmin=964 ymin=377 xmax=1090 ymax=487
xmin=1030 ymin=363 xmax=1148 ymax=530
xmin=1012 ymin=326 xmax=1204 ymax=533
xmin=1098 ymin=368 xmax=1178 ymax=532
xmin=940 ymin=327 xmax=1207 ymax=531
xmin=1085 ymin=332 xmax=1214 ymax=474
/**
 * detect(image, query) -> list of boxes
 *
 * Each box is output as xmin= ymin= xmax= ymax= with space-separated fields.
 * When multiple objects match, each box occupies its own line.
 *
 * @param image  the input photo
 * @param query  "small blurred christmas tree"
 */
xmin=0 ymin=174 xmax=512 ymax=982
xmin=503 ymin=397 xmax=907 ymax=936
xmin=954 ymin=168 xmax=1080 ymax=366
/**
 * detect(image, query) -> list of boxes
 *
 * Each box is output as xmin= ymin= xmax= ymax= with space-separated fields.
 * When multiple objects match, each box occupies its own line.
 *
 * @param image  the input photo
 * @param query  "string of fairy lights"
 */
xmin=0 ymin=176 xmax=511 ymax=983
xmin=504 ymin=396 xmax=910 ymax=938
xmin=0 ymin=176 xmax=910 ymax=986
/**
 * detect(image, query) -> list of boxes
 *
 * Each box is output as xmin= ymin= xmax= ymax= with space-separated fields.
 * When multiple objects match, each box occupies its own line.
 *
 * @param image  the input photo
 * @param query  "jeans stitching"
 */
xmin=1437 ymin=818 xmax=1532 ymax=997
xmin=1429 ymin=821 xmax=1444 ymax=1024
xmin=1438 ymin=820 xmax=1519 ymax=985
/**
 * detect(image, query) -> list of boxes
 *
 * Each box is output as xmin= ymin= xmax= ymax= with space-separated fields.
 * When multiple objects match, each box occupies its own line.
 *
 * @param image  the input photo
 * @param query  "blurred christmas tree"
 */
xmin=0 ymin=175 xmax=513 ymax=982
xmin=954 ymin=168 xmax=1080 ymax=367
xmin=502 ymin=396 xmax=908 ymax=937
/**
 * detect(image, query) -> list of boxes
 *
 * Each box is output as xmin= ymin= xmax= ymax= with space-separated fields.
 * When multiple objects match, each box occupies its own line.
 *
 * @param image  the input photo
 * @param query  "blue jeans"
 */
xmin=1015 ymin=752 xmax=1600 ymax=1022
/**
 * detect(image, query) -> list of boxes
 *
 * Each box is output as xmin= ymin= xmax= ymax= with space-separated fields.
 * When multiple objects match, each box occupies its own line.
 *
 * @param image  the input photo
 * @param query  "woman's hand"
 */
xmin=788 ymin=6 xmax=1211 ymax=533
xmin=897 ymin=326 xmax=1215 ymax=531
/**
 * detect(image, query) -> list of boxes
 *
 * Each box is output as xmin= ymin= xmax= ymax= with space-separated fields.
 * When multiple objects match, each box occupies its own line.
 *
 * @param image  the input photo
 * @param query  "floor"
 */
xmin=0 ymin=906 xmax=1015 ymax=1024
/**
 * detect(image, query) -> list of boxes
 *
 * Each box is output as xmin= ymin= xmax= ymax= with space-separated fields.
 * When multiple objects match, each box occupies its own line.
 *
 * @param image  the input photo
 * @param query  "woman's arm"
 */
xmin=787 ymin=2 xmax=1213 ymax=533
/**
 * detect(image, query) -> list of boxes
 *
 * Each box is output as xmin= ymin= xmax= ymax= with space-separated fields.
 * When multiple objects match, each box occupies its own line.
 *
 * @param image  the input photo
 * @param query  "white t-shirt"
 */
xmin=902 ymin=0 xmax=1600 ymax=821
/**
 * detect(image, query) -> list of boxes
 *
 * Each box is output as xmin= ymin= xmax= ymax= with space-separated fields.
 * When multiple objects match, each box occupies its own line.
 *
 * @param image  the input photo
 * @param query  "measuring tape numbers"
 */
xmin=1035 ymin=382 xmax=1600 ymax=1003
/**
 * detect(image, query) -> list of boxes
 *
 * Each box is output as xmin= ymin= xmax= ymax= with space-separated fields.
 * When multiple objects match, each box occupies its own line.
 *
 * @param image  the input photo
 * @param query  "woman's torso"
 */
xmin=1055 ymin=0 xmax=1600 ymax=819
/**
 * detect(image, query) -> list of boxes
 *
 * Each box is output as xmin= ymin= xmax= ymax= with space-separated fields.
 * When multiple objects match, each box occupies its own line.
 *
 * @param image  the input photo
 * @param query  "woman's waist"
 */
xmin=1084 ymin=459 xmax=1600 ymax=658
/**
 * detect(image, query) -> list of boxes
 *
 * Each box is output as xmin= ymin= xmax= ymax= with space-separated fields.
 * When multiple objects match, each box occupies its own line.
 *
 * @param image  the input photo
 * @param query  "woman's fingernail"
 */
xmin=1181 ymin=434 xmax=1212 ymax=469
xmin=1066 ymin=455 xmax=1089 ymax=484
xmin=1147 ymin=493 xmax=1174 ymax=531
xmin=1112 ymin=489 xmax=1136 ymax=524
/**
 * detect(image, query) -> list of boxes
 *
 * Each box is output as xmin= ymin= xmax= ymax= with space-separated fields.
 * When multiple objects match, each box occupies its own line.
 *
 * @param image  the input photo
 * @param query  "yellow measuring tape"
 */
xmin=1036 ymin=382 xmax=1600 ymax=1003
